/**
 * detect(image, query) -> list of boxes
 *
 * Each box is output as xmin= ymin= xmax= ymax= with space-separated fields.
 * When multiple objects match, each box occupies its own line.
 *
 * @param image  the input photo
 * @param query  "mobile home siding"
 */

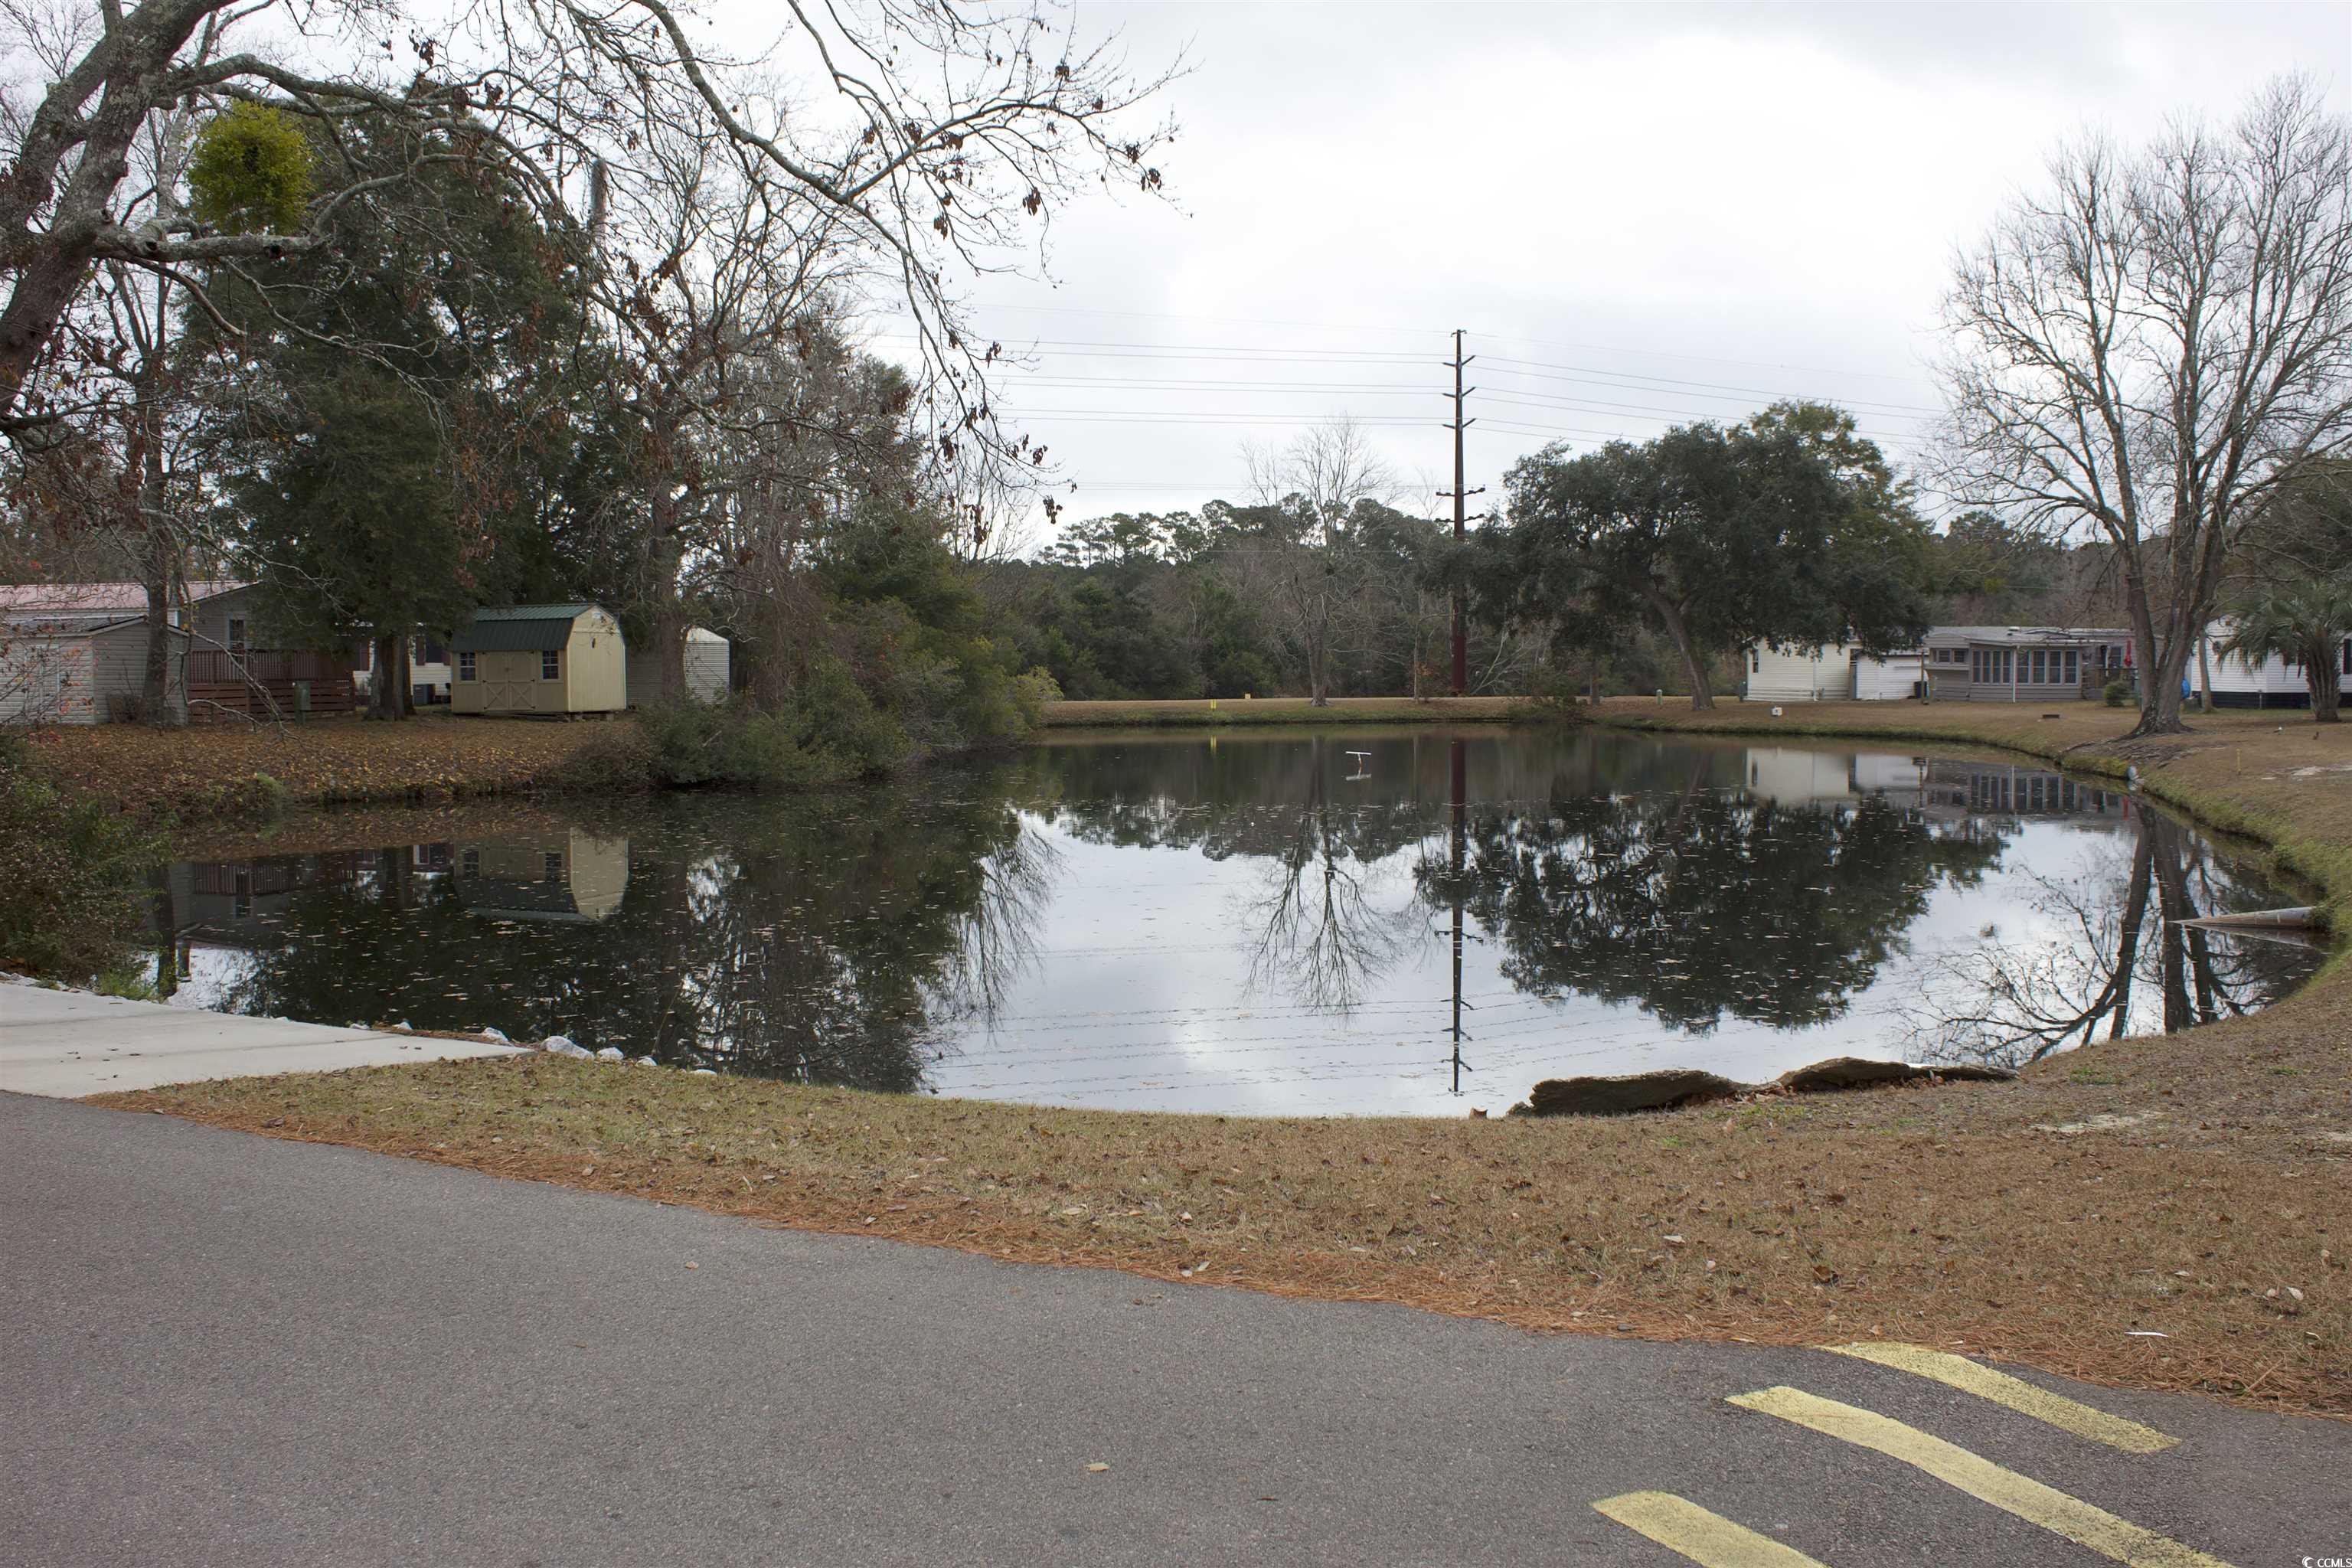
xmin=0 ymin=635 xmax=96 ymax=724
xmin=1744 ymin=645 xmax=1852 ymax=703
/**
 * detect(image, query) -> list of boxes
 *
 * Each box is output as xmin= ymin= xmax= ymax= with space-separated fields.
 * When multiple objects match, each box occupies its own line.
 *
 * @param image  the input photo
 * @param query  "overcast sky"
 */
xmin=834 ymin=2 xmax=2347 ymax=547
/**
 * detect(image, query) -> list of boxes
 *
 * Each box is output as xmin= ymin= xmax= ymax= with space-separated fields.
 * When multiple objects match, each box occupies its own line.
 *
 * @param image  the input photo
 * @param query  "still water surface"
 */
xmin=155 ymin=727 xmax=2327 ymax=1116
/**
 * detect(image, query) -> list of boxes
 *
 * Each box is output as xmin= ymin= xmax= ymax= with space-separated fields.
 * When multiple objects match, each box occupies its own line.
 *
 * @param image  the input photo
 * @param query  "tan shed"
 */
xmin=449 ymin=604 xmax=626 ymax=716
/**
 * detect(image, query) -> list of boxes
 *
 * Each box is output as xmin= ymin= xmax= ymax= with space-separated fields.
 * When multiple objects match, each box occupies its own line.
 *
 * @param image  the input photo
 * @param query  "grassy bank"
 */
xmin=100 ymin=700 xmax=2352 ymax=1415
xmin=23 ymin=714 xmax=627 ymax=822
xmin=1042 ymin=695 xmax=1525 ymax=727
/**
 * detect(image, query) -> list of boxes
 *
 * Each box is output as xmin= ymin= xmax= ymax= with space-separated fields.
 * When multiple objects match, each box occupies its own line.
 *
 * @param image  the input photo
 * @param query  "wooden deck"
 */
xmin=185 ymin=650 xmax=361 ymax=723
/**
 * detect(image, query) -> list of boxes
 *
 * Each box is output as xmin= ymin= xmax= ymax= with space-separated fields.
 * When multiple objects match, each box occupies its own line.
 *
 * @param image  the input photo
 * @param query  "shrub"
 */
xmin=0 ymin=755 xmax=164 ymax=982
xmin=2103 ymin=678 xmax=2132 ymax=708
xmin=1511 ymin=665 xmax=1595 ymax=721
xmin=550 ymin=723 xmax=658 ymax=793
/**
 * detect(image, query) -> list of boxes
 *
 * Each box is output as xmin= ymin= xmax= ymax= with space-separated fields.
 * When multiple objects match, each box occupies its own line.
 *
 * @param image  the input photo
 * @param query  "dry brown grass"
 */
xmin=23 ymin=714 xmax=626 ymax=822
xmin=1042 ymin=695 xmax=1524 ymax=727
xmin=95 ymin=699 xmax=2352 ymax=1414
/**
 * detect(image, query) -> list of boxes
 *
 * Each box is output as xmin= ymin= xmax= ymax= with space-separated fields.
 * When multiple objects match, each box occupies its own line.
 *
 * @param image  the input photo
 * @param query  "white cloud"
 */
xmin=713 ymin=0 xmax=2349 ymax=536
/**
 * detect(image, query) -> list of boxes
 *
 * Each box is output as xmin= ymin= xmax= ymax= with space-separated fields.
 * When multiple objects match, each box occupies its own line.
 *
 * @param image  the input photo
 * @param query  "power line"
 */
xmin=872 ymin=303 xmax=1937 ymax=389
xmin=1464 ymin=329 xmax=1939 ymax=388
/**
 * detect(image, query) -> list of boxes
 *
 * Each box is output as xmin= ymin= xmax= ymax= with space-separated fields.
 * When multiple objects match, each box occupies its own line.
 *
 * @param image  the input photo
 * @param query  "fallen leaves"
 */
xmin=29 ymin=716 xmax=635 ymax=822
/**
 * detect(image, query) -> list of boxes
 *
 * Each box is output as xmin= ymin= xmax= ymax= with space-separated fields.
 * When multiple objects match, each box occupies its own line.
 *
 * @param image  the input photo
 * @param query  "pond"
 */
xmin=151 ymin=727 xmax=2331 ymax=1116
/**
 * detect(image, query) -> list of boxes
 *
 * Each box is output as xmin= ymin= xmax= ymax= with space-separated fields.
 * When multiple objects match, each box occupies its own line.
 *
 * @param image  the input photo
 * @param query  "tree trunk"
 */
xmin=1647 ymin=593 xmax=1713 ymax=709
xmin=645 ymin=483 xmax=688 ymax=705
xmin=369 ymin=634 xmax=410 ymax=720
xmin=2309 ymin=651 xmax=2341 ymax=723
xmin=2118 ymin=567 xmax=2184 ymax=737
xmin=134 ymin=381 xmax=178 ymax=723
xmin=2195 ymin=630 xmax=2213 ymax=716
xmin=140 ymin=570 xmax=173 ymax=723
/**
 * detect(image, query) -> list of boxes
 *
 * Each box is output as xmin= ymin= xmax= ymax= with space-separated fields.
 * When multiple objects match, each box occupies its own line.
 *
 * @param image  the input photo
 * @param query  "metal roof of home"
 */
xmin=0 ymin=580 xmax=245 ymax=626
xmin=1922 ymin=625 xmax=2132 ymax=647
xmin=449 ymin=604 xmax=603 ymax=653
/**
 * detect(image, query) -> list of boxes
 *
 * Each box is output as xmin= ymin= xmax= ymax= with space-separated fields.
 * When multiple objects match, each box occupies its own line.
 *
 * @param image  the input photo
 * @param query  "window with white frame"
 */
xmin=541 ymin=649 xmax=559 ymax=681
xmin=457 ymin=652 xmax=477 ymax=681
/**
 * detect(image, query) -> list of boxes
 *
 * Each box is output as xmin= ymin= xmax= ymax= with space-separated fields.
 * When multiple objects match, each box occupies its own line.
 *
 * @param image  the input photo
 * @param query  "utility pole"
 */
xmin=1439 ymin=328 xmax=1483 ymax=697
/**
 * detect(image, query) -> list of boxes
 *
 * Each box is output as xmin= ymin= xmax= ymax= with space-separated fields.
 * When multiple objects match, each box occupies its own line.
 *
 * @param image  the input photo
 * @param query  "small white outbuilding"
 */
xmin=626 ymin=626 xmax=731 ymax=707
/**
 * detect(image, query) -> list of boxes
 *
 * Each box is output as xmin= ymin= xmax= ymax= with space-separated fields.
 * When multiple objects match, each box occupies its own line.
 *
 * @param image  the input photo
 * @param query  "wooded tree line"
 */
xmin=2 ymin=38 xmax=2343 ymax=742
xmin=0 ymin=0 xmax=1178 ymax=746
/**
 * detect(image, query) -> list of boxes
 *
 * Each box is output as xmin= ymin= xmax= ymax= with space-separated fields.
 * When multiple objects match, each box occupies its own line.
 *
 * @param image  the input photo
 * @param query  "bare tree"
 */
xmin=1236 ymin=417 xmax=1400 ymax=705
xmin=1936 ymin=77 xmax=2352 ymax=736
xmin=2 ymin=0 xmax=1179 ymax=509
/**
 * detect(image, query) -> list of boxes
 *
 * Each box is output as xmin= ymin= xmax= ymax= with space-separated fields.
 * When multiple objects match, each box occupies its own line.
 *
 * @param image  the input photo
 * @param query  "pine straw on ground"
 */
xmin=94 ymin=701 xmax=2352 ymax=1417
xmin=23 ymin=714 xmax=623 ymax=821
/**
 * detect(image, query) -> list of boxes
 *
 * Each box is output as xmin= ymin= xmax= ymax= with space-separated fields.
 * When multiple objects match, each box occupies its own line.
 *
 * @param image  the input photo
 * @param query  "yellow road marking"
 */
xmin=1727 ymin=1387 xmax=2233 ymax=1568
xmin=1821 ymin=1341 xmax=2178 ymax=1454
xmin=1590 ymin=1492 xmax=1831 ymax=1567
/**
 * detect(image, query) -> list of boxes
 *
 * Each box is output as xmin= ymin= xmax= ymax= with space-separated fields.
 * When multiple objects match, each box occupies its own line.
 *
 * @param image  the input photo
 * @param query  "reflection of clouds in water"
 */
xmin=150 ymin=733 xmax=2327 ymax=1116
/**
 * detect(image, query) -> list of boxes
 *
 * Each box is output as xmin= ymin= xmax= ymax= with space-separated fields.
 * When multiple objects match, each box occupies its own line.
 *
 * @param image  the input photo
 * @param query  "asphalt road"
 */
xmin=5 ymin=1091 xmax=2347 ymax=1567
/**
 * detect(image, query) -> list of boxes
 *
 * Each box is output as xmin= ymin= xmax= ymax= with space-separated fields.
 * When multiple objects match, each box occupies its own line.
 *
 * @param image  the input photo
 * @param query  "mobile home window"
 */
xmin=541 ymin=649 xmax=560 ymax=681
xmin=456 ymin=652 xmax=477 ymax=681
xmin=2064 ymin=650 xmax=2079 ymax=684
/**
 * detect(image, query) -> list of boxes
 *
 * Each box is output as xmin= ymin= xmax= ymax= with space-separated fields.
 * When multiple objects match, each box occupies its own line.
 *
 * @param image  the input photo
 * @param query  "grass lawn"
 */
xmin=97 ymin=698 xmax=2352 ymax=1414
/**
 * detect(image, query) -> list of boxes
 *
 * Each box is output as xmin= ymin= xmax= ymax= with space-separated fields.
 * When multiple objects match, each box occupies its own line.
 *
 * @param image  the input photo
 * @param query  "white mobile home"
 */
xmin=1743 ymin=642 xmax=1924 ymax=703
xmin=2196 ymin=621 xmax=2351 ymax=710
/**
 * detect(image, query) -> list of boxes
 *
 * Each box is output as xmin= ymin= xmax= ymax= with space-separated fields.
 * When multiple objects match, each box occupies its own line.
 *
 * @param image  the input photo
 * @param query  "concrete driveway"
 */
xmin=0 ymin=982 xmax=522 ymax=1096
xmin=4 ymin=1091 xmax=2346 ymax=1566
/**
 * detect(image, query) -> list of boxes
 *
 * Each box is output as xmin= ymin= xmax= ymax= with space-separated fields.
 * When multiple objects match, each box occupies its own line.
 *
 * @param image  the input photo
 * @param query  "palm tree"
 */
xmin=2216 ymin=578 xmax=2352 ymax=724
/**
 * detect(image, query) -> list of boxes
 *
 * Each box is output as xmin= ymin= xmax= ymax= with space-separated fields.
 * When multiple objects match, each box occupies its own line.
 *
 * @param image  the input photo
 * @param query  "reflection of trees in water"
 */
xmin=173 ymin=737 xmax=2326 ymax=1099
xmin=1237 ymin=740 xmax=1423 ymax=1012
xmin=1024 ymin=735 xmax=1435 ymax=1011
xmin=1428 ymin=785 xmax=2010 ymax=1032
xmin=175 ymin=788 xmax=1055 ymax=1092
xmin=1904 ymin=809 xmax=2325 ymax=1068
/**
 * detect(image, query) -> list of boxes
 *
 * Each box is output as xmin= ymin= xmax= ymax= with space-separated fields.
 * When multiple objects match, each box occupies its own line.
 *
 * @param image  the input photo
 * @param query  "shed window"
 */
xmin=541 ymin=649 xmax=560 ymax=681
xmin=457 ymin=652 xmax=477 ymax=681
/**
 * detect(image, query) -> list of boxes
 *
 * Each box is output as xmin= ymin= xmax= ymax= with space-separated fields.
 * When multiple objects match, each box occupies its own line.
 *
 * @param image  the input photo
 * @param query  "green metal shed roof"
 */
xmin=449 ymin=604 xmax=603 ymax=653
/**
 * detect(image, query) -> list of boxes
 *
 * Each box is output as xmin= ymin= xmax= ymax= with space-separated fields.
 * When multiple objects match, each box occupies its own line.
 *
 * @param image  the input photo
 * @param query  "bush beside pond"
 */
xmin=0 ymin=739 xmax=164 ymax=982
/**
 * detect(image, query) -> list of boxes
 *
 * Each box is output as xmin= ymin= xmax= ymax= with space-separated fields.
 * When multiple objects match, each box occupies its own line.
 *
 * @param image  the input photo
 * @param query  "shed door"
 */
xmin=482 ymin=651 xmax=535 ymax=710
